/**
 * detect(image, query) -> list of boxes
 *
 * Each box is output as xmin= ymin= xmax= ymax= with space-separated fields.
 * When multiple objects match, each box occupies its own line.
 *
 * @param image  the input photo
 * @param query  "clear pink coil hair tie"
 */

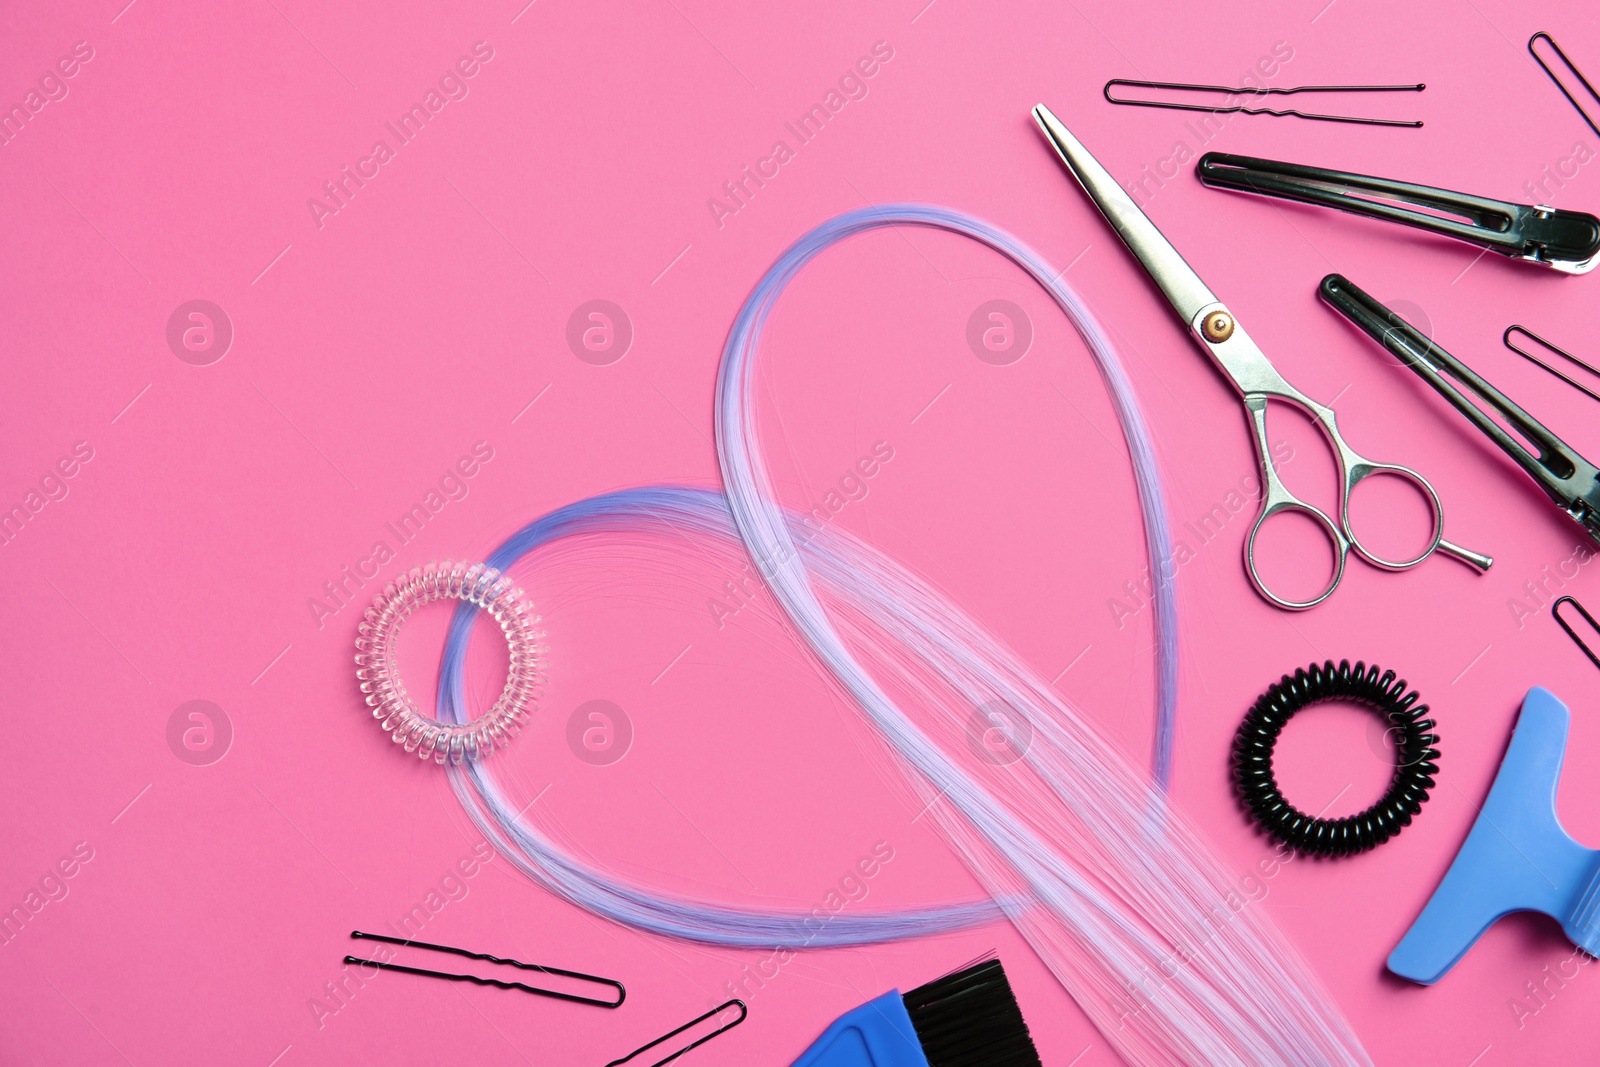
xmin=355 ymin=561 xmax=546 ymax=763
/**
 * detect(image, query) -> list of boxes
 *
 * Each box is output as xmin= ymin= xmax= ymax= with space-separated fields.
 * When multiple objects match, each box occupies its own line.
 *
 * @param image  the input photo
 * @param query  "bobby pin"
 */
xmin=345 ymin=930 xmax=625 ymax=1008
xmin=1104 ymin=79 xmax=1425 ymax=127
xmin=1504 ymin=325 xmax=1600 ymax=406
xmin=604 ymin=999 xmax=747 ymax=1067
xmin=1530 ymin=32 xmax=1600 ymax=138
xmin=1553 ymin=596 xmax=1600 ymax=672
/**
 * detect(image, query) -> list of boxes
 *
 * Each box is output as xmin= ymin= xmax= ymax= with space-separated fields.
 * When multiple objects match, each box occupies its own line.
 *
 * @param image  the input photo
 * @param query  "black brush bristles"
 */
xmin=901 ymin=957 xmax=1043 ymax=1067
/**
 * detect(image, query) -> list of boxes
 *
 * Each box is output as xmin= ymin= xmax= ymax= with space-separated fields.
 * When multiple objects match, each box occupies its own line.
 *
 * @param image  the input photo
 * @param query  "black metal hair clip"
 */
xmin=1104 ymin=79 xmax=1424 ymax=126
xmin=1198 ymin=153 xmax=1600 ymax=274
xmin=1319 ymin=275 xmax=1600 ymax=550
xmin=345 ymin=930 xmax=625 ymax=1008
xmin=1530 ymin=32 xmax=1600 ymax=138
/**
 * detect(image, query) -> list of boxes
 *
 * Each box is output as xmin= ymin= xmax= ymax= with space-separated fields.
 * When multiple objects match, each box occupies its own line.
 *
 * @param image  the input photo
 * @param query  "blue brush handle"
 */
xmin=788 ymin=991 xmax=931 ymax=1067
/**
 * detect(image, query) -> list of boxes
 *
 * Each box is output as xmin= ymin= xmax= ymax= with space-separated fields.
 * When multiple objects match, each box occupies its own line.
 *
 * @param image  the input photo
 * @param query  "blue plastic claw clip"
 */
xmin=1389 ymin=687 xmax=1600 ymax=984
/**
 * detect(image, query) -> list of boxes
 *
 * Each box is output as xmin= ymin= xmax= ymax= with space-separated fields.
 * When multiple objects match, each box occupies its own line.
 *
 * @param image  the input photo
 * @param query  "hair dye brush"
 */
xmin=788 ymin=957 xmax=1042 ymax=1066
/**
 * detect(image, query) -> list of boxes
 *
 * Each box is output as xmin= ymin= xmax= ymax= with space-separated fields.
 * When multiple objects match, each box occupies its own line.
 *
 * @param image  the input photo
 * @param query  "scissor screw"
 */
xmin=1202 ymin=311 xmax=1235 ymax=343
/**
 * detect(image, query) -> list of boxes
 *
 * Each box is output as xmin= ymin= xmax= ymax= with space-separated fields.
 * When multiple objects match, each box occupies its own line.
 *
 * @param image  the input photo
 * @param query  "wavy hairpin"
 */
xmin=1104 ymin=78 xmax=1425 ymax=127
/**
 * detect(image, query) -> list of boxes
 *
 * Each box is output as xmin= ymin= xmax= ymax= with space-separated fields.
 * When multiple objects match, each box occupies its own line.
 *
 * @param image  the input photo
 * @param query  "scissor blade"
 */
xmin=1032 ymin=104 xmax=1218 ymax=324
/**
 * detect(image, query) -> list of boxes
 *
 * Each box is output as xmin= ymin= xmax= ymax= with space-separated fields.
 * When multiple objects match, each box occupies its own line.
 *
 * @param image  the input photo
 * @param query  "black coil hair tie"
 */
xmin=1232 ymin=659 xmax=1439 ymax=858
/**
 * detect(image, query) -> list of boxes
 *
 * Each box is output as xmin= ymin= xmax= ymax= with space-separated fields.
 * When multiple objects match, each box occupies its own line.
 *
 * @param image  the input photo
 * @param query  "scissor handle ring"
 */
xmin=1245 ymin=499 xmax=1349 ymax=611
xmin=1341 ymin=462 xmax=1444 ymax=572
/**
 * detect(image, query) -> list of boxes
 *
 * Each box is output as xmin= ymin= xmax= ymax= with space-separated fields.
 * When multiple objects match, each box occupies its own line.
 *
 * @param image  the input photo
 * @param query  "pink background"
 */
xmin=3 ymin=0 xmax=1600 ymax=1063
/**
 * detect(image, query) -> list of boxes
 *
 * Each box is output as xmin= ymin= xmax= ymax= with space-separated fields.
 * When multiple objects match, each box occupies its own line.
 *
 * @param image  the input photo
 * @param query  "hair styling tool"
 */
xmin=606 ymin=999 xmax=746 ymax=1067
xmin=434 ymin=205 xmax=1373 ymax=1064
xmin=344 ymin=931 xmax=625 ymax=1007
xmin=355 ymin=561 xmax=546 ymax=764
xmin=1554 ymin=596 xmax=1600 ymax=671
xmin=1388 ymin=688 xmax=1598 ymax=984
xmin=1034 ymin=104 xmax=1491 ymax=610
xmin=1232 ymin=661 xmax=1439 ymax=857
xmin=788 ymin=958 xmax=1041 ymax=1067
xmin=1530 ymin=32 xmax=1600 ymax=138
xmin=1197 ymin=153 xmax=1600 ymax=274
xmin=1320 ymin=275 xmax=1600 ymax=548
xmin=1104 ymin=79 xmax=1424 ymax=127
xmin=1505 ymin=325 xmax=1600 ymax=405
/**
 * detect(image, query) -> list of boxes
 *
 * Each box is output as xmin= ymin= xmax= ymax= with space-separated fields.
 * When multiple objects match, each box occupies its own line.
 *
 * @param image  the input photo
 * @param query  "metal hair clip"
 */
xmin=1104 ymin=79 xmax=1425 ymax=127
xmin=345 ymin=931 xmax=626 ymax=1008
xmin=1320 ymin=276 xmax=1600 ymax=549
xmin=1553 ymin=596 xmax=1600 ymax=672
xmin=605 ymin=999 xmax=747 ymax=1067
xmin=1530 ymin=32 xmax=1600 ymax=138
xmin=1199 ymin=153 xmax=1600 ymax=274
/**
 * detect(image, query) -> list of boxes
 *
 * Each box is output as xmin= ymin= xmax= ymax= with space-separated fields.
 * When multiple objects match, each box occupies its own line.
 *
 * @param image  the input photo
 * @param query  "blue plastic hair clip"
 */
xmin=1389 ymin=687 xmax=1600 ymax=984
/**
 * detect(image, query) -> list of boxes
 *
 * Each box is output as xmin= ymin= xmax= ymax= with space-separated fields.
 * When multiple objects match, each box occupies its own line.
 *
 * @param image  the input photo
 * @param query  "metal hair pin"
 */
xmin=1530 ymin=31 xmax=1600 ymax=138
xmin=345 ymin=931 xmax=625 ymax=1008
xmin=1505 ymin=326 xmax=1600 ymax=405
xmin=1553 ymin=596 xmax=1600 ymax=672
xmin=605 ymin=999 xmax=747 ymax=1067
xmin=1104 ymin=79 xmax=1425 ymax=126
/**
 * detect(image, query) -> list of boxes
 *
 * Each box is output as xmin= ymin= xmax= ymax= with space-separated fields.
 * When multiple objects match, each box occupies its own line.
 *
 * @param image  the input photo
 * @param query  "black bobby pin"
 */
xmin=1553 ymin=597 xmax=1600 ymax=672
xmin=1104 ymin=79 xmax=1424 ymax=127
xmin=1530 ymin=32 xmax=1600 ymax=138
xmin=604 ymin=999 xmax=747 ymax=1067
xmin=345 ymin=930 xmax=625 ymax=1008
xmin=1504 ymin=326 xmax=1600 ymax=407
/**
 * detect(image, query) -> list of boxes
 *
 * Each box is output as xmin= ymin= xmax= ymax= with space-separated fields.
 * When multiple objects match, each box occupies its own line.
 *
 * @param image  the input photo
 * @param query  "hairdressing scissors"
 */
xmin=1032 ymin=105 xmax=1493 ymax=609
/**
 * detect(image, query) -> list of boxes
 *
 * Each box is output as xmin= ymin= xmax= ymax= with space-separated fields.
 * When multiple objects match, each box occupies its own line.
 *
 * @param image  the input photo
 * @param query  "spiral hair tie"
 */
xmin=356 ymin=561 xmax=546 ymax=763
xmin=1232 ymin=659 xmax=1440 ymax=857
